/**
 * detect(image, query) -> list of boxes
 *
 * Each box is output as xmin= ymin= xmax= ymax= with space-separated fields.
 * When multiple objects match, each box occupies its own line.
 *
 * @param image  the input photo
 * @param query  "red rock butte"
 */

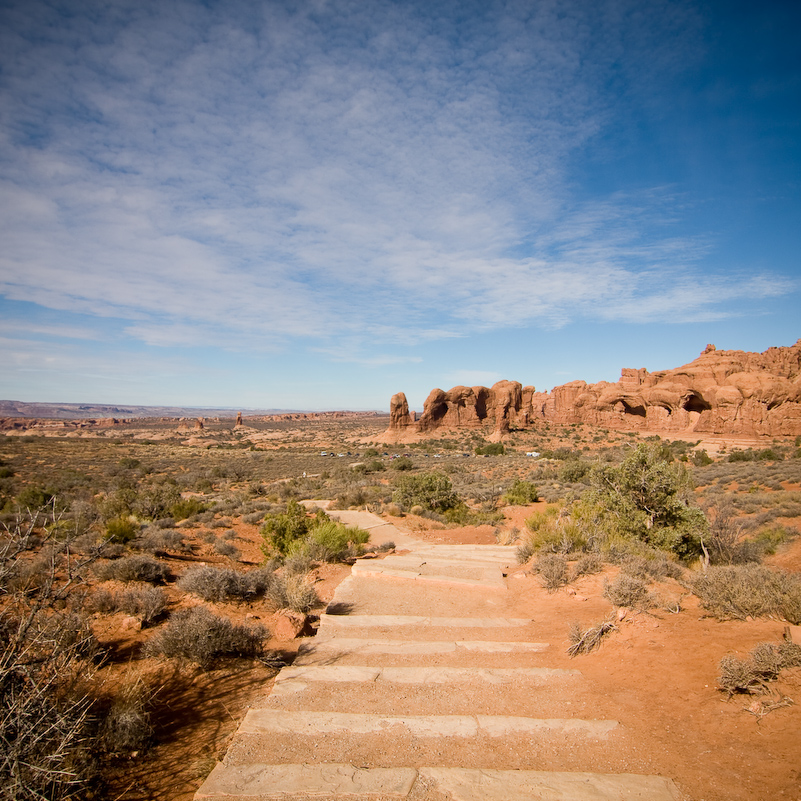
xmin=386 ymin=339 xmax=801 ymax=440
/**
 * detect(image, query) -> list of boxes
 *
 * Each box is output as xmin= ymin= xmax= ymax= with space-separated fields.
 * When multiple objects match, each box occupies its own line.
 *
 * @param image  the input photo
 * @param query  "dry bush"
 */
xmin=719 ymin=640 xmax=801 ymax=696
xmin=136 ymin=527 xmax=187 ymax=555
xmin=144 ymin=607 xmax=266 ymax=669
xmin=177 ymin=565 xmax=273 ymax=602
xmin=620 ymin=554 xmax=683 ymax=582
xmin=267 ymin=573 xmax=319 ymax=613
xmin=95 ymin=554 xmax=170 ymax=584
xmin=534 ymin=554 xmax=568 ymax=593
xmin=689 ymin=564 xmax=801 ymax=623
xmin=88 ymin=584 xmax=166 ymax=625
xmin=567 ymin=618 xmax=617 ymax=657
xmin=571 ymin=552 xmax=602 ymax=579
xmin=213 ymin=539 xmax=241 ymax=559
xmin=99 ymin=672 xmax=153 ymax=754
xmin=1 ymin=506 xmax=100 ymax=800
xmin=604 ymin=574 xmax=651 ymax=608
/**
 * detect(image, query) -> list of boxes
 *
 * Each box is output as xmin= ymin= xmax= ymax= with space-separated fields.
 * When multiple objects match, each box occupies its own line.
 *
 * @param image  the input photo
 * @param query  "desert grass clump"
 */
xmin=718 ymin=640 xmax=801 ymax=696
xmin=603 ymin=573 xmax=651 ymax=608
xmin=137 ymin=527 xmax=187 ymax=555
xmin=89 ymin=584 xmax=166 ymax=625
xmin=99 ymin=672 xmax=153 ymax=754
xmin=96 ymin=554 xmax=170 ymax=584
xmin=177 ymin=566 xmax=272 ymax=602
xmin=567 ymin=618 xmax=617 ymax=657
xmin=104 ymin=515 xmax=139 ymax=544
xmin=689 ymin=564 xmax=801 ymax=623
xmin=213 ymin=539 xmax=241 ymax=560
xmin=266 ymin=573 xmax=319 ymax=613
xmin=145 ymin=607 xmax=266 ymax=669
xmin=533 ymin=553 xmax=568 ymax=592
xmin=571 ymin=552 xmax=603 ymax=579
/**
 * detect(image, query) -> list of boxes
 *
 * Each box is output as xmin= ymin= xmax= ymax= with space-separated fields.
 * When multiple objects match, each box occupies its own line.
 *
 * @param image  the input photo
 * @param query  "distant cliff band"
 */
xmin=386 ymin=340 xmax=801 ymax=439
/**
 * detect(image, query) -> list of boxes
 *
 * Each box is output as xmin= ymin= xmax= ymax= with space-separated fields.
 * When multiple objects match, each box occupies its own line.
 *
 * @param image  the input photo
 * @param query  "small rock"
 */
xmin=574 ymin=594 xmax=588 ymax=602
xmin=617 ymin=608 xmax=629 ymax=621
xmin=273 ymin=609 xmax=310 ymax=640
xmin=361 ymin=552 xmax=378 ymax=559
xmin=121 ymin=615 xmax=142 ymax=632
xmin=786 ymin=625 xmax=801 ymax=646
xmin=565 ymin=587 xmax=577 ymax=596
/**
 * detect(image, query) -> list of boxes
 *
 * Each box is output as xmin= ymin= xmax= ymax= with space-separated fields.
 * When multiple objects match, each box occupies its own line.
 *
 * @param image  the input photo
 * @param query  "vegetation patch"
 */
xmin=145 ymin=607 xmax=266 ymax=669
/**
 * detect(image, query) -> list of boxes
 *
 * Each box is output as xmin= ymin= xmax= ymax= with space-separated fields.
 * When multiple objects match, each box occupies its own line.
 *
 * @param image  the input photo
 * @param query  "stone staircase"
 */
xmin=195 ymin=512 xmax=681 ymax=801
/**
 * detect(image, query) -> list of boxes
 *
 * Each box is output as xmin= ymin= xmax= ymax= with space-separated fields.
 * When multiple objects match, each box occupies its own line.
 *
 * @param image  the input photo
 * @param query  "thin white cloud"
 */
xmin=0 ymin=0 xmax=795 ymax=369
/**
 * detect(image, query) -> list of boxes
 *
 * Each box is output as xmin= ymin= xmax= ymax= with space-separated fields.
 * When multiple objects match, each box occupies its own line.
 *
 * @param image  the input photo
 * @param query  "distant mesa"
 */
xmin=386 ymin=339 xmax=801 ymax=440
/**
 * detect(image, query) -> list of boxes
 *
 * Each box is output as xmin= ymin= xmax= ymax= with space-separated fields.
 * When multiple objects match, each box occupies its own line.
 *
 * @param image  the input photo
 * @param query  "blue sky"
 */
xmin=1 ymin=0 xmax=799 ymax=412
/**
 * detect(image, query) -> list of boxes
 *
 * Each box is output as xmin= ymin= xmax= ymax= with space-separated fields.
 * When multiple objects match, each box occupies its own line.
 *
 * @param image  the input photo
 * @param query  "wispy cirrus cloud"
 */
xmin=0 ymin=0 xmax=797 ymax=407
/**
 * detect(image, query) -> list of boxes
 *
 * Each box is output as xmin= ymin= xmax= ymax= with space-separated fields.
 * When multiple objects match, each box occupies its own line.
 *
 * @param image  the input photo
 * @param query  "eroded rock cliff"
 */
xmin=385 ymin=339 xmax=801 ymax=439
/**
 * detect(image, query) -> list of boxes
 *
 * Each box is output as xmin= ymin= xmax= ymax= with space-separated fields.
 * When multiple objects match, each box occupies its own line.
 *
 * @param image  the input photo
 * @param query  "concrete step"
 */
xmin=237 ymin=709 xmax=618 ymax=739
xmin=326 ymin=574 xmax=525 ymax=619
xmin=317 ymin=614 xmax=538 ymax=643
xmin=352 ymin=556 xmax=507 ymax=588
xmin=196 ymin=764 xmax=682 ymax=801
xmin=218 ymin=710 xmax=627 ymax=774
xmin=295 ymin=637 xmax=551 ymax=668
xmin=265 ymin=665 xmax=584 ymax=717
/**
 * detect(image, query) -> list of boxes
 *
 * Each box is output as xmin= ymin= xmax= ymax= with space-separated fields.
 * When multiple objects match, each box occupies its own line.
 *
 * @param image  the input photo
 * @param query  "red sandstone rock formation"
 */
xmin=385 ymin=339 xmax=801 ymax=439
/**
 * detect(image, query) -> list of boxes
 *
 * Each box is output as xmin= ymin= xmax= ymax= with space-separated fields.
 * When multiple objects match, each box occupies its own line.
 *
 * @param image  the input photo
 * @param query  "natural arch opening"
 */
xmin=682 ymin=394 xmax=711 ymax=414
xmin=621 ymin=400 xmax=647 ymax=418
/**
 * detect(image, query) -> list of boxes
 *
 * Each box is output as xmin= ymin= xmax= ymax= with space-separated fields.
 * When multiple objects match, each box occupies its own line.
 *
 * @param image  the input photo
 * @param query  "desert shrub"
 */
xmin=702 ymin=503 xmax=768 ymax=565
xmin=568 ymin=443 xmax=707 ymax=560
xmin=690 ymin=449 xmax=713 ymax=466
xmin=284 ymin=551 xmax=314 ymax=575
xmin=755 ymin=524 xmax=796 ymax=555
xmin=558 ymin=460 xmax=591 ymax=483
xmin=170 ymin=497 xmax=207 ymax=521
xmin=99 ymin=673 xmax=153 ymax=754
xmin=393 ymin=472 xmax=460 ymax=513
xmin=293 ymin=520 xmax=369 ymax=562
xmin=391 ymin=457 xmax=414 ymax=471
xmin=534 ymin=554 xmax=568 ymax=592
xmin=571 ymin=553 xmax=602 ymax=578
xmin=475 ymin=442 xmax=504 ymax=456
xmin=604 ymin=574 xmax=651 ymax=608
xmin=243 ymin=511 xmax=266 ymax=524
xmin=137 ymin=527 xmax=187 ymax=555
xmin=266 ymin=573 xmax=319 ymax=613
xmin=718 ymin=641 xmax=801 ymax=696
xmin=133 ymin=480 xmax=181 ymax=519
xmin=260 ymin=499 xmax=312 ymax=556
xmin=332 ymin=487 xmax=368 ymax=509
xmin=90 ymin=584 xmax=166 ymax=624
xmin=178 ymin=566 xmax=272 ymax=602
xmin=96 ymin=554 xmax=170 ymax=584
xmin=619 ymin=553 xmax=684 ymax=581
xmin=0 ymin=507 xmax=99 ymax=800
xmin=689 ymin=564 xmax=801 ymax=622
xmin=567 ymin=618 xmax=617 ymax=656
xmin=145 ymin=607 xmax=266 ymax=669
xmin=213 ymin=539 xmax=241 ymax=559
xmin=502 ymin=480 xmax=539 ymax=505
xmin=521 ymin=506 xmax=586 ymax=555
xmin=105 ymin=515 xmax=139 ymax=544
